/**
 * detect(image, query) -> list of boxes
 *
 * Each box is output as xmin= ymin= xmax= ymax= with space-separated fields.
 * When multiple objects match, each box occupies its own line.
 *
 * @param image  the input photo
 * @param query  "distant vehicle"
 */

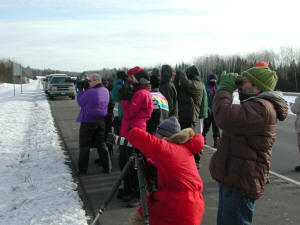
xmin=42 ymin=75 xmax=52 ymax=93
xmin=47 ymin=75 xmax=75 ymax=100
xmin=43 ymin=74 xmax=68 ymax=94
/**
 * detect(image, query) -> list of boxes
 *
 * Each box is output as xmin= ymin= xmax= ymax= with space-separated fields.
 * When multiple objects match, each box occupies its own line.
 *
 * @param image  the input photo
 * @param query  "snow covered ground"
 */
xmin=0 ymin=79 xmax=297 ymax=225
xmin=0 ymin=79 xmax=88 ymax=225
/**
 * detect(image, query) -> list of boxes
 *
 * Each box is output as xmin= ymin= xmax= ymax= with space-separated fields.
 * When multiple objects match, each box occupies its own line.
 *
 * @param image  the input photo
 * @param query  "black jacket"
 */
xmin=159 ymin=66 xmax=178 ymax=117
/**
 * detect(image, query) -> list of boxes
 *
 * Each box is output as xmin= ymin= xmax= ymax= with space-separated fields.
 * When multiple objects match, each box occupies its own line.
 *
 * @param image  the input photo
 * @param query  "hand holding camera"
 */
xmin=119 ymin=82 xmax=134 ymax=100
xmin=77 ymin=79 xmax=90 ymax=91
xmin=218 ymin=72 xmax=239 ymax=93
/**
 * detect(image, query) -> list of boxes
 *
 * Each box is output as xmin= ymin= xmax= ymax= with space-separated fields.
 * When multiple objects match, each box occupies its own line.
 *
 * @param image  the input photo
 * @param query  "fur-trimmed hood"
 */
xmin=164 ymin=128 xmax=204 ymax=154
xmin=164 ymin=128 xmax=195 ymax=144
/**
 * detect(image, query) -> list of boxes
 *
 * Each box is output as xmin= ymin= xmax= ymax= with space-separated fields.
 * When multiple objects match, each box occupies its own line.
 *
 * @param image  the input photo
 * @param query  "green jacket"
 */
xmin=112 ymin=78 xmax=124 ymax=118
xmin=174 ymin=72 xmax=203 ymax=124
xmin=199 ymin=83 xmax=208 ymax=119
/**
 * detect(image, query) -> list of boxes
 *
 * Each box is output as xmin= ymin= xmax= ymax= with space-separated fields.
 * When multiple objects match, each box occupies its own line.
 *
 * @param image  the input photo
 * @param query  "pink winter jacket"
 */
xmin=120 ymin=88 xmax=153 ymax=137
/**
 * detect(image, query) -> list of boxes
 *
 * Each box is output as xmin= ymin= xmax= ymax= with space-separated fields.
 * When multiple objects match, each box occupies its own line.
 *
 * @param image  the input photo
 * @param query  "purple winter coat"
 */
xmin=76 ymin=85 xmax=109 ymax=123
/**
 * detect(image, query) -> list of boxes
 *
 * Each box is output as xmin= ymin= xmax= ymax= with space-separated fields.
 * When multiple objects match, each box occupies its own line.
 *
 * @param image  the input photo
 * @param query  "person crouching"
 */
xmin=128 ymin=116 xmax=205 ymax=225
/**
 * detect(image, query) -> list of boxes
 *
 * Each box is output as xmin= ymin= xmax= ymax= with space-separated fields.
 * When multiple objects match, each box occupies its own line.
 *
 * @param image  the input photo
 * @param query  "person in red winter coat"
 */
xmin=128 ymin=116 xmax=205 ymax=225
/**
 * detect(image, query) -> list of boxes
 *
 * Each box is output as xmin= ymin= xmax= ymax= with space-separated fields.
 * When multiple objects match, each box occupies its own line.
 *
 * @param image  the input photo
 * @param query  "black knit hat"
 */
xmin=150 ymin=69 xmax=161 ymax=89
xmin=116 ymin=71 xmax=127 ymax=80
xmin=157 ymin=117 xmax=181 ymax=137
xmin=134 ymin=70 xmax=150 ymax=86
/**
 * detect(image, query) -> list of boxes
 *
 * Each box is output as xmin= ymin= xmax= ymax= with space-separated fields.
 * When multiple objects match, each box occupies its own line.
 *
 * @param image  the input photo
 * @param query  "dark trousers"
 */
xmin=112 ymin=116 xmax=122 ymax=135
xmin=202 ymin=110 xmax=220 ymax=138
xmin=119 ymin=146 xmax=139 ymax=197
xmin=78 ymin=122 xmax=112 ymax=173
xmin=105 ymin=116 xmax=113 ymax=156
xmin=179 ymin=121 xmax=201 ymax=163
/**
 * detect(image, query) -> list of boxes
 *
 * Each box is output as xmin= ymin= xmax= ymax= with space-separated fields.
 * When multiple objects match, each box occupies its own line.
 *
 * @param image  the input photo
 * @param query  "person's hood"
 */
xmin=164 ymin=128 xmax=204 ymax=154
xmin=161 ymin=65 xmax=173 ymax=84
xmin=245 ymin=91 xmax=288 ymax=121
xmin=185 ymin=65 xmax=200 ymax=80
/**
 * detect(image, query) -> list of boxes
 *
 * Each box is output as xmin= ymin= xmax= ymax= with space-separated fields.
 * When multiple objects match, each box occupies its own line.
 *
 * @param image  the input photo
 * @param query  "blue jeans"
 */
xmin=217 ymin=184 xmax=256 ymax=225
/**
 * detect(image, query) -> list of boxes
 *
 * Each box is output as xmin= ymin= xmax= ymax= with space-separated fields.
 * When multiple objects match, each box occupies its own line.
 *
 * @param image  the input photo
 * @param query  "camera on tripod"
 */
xmin=106 ymin=132 xmax=158 ymax=192
xmin=90 ymin=132 xmax=151 ymax=225
xmin=106 ymin=133 xmax=133 ymax=147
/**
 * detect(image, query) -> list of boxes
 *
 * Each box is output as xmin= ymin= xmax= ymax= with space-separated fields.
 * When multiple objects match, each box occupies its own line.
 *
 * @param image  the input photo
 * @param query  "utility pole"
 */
xmin=295 ymin=67 xmax=298 ymax=92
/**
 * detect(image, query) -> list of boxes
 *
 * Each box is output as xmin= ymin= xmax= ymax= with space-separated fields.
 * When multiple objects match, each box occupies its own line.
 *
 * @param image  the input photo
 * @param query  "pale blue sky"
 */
xmin=1 ymin=0 xmax=300 ymax=72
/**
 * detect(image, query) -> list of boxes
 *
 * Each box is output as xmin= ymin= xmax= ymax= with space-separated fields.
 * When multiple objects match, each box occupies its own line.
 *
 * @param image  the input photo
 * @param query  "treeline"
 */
xmin=2 ymin=46 xmax=300 ymax=91
xmin=0 ymin=59 xmax=13 ymax=83
xmin=0 ymin=59 xmax=80 ymax=83
xmin=190 ymin=47 xmax=300 ymax=92
xmin=94 ymin=47 xmax=300 ymax=92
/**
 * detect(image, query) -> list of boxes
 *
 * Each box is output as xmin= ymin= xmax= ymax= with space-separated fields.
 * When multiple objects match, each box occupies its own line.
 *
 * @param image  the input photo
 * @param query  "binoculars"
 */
xmin=235 ymin=75 xmax=246 ymax=87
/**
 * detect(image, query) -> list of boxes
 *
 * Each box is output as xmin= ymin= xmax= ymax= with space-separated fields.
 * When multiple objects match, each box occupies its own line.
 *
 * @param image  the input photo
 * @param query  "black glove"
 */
xmin=106 ymin=133 xmax=116 ymax=145
xmin=175 ymin=69 xmax=185 ymax=78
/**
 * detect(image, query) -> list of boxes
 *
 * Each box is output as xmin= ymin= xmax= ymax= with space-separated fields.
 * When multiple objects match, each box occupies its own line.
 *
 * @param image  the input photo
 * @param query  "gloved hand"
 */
xmin=119 ymin=82 xmax=134 ymax=100
xmin=175 ymin=69 xmax=185 ymax=79
xmin=106 ymin=133 xmax=116 ymax=145
xmin=76 ymin=82 xmax=84 ymax=91
xmin=218 ymin=72 xmax=239 ymax=93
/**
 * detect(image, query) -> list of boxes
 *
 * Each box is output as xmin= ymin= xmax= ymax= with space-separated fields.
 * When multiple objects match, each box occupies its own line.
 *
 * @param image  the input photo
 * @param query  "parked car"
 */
xmin=43 ymin=74 xmax=68 ymax=94
xmin=47 ymin=75 xmax=75 ymax=100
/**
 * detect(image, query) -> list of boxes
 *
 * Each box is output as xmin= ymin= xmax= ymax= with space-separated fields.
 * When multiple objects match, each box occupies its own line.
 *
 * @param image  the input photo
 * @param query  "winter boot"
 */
xmin=295 ymin=165 xmax=300 ymax=172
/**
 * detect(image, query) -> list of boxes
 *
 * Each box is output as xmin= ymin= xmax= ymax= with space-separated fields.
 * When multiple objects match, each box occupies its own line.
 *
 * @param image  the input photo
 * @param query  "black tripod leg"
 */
xmin=90 ymin=156 xmax=135 ymax=225
xmin=137 ymin=158 xmax=150 ymax=225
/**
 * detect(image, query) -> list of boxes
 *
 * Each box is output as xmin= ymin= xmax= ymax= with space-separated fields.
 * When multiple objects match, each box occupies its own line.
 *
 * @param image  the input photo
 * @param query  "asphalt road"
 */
xmin=49 ymin=96 xmax=300 ymax=225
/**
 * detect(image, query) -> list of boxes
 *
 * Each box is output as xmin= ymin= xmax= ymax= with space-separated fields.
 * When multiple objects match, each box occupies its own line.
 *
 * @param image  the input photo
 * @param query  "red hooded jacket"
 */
xmin=128 ymin=127 xmax=205 ymax=225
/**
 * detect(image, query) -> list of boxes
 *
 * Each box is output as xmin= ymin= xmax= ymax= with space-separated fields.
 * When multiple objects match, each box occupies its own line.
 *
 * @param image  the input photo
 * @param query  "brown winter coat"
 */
xmin=210 ymin=90 xmax=288 ymax=200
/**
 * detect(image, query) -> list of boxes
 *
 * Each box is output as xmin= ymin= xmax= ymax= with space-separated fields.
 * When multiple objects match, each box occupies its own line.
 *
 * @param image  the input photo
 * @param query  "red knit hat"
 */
xmin=254 ymin=61 xmax=269 ymax=67
xmin=127 ymin=66 xmax=142 ymax=81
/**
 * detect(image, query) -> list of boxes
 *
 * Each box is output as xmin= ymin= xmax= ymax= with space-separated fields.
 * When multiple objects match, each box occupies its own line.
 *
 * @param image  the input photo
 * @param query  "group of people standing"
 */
xmin=74 ymin=62 xmax=291 ymax=225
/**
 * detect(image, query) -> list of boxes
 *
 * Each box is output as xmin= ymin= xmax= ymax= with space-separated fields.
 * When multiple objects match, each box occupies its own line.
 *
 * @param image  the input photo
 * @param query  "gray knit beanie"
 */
xmin=157 ymin=116 xmax=181 ymax=137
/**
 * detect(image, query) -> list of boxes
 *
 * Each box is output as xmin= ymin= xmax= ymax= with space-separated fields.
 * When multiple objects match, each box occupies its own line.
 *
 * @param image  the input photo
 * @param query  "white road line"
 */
xmin=269 ymin=171 xmax=300 ymax=186
xmin=205 ymin=145 xmax=300 ymax=187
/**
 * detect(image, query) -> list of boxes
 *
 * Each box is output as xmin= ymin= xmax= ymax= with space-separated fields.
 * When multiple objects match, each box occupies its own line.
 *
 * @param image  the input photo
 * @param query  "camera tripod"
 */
xmin=90 ymin=148 xmax=150 ymax=225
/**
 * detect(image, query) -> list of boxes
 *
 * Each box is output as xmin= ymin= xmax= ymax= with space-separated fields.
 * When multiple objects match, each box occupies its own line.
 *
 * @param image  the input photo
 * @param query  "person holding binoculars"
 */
xmin=210 ymin=63 xmax=288 ymax=225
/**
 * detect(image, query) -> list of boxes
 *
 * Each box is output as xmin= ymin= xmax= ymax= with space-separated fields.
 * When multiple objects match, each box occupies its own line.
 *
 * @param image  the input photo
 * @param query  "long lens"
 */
xmin=116 ymin=136 xmax=132 ymax=147
xmin=106 ymin=133 xmax=132 ymax=147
